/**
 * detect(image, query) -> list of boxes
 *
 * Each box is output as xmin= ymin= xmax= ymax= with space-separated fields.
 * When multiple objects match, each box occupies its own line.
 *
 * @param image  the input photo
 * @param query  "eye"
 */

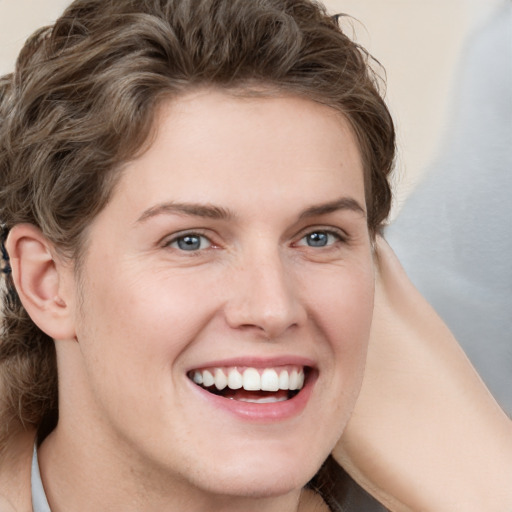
xmin=167 ymin=233 xmax=212 ymax=251
xmin=297 ymin=230 xmax=342 ymax=248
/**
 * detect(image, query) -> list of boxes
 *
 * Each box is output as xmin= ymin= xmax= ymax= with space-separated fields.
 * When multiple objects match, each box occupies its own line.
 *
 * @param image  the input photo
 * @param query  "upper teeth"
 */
xmin=190 ymin=366 xmax=305 ymax=392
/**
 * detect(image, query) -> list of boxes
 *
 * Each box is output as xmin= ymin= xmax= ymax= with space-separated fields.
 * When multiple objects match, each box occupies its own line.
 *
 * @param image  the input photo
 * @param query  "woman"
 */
xmin=0 ymin=1 xmax=510 ymax=511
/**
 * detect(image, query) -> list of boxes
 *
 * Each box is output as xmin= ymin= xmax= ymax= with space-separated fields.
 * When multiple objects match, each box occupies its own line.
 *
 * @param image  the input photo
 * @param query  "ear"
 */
xmin=5 ymin=224 xmax=76 ymax=341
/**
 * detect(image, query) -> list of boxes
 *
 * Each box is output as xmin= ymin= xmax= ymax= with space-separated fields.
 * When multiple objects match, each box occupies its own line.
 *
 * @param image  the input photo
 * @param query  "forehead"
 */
xmin=106 ymin=89 xmax=365 ymax=223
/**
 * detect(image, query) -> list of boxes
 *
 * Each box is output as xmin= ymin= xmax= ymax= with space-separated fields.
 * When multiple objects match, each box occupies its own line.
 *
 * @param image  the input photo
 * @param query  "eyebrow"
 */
xmin=136 ymin=202 xmax=233 ymax=223
xmin=136 ymin=196 xmax=366 ymax=224
xmin=298 ymin=197 xmax=366 ymax=219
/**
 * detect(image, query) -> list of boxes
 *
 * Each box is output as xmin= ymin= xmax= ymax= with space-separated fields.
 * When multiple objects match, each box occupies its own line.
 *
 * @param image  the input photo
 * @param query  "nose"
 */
xmin=223 ymin=249 xmax=306 ymax=339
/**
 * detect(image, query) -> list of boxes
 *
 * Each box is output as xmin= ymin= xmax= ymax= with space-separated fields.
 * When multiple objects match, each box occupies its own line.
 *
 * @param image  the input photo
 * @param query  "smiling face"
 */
xmin=55 ymin=90 xmax=374 ymax=505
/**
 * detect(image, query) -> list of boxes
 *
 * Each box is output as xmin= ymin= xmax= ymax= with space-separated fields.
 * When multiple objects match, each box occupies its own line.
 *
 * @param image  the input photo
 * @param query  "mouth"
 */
xmin=187 ymin=365 xmax=309 ymax=404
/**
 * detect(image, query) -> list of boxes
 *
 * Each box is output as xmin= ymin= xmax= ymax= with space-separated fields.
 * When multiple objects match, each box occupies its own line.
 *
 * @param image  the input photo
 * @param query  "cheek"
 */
xmin=308 ymin=262 xmax=374 ymax=351
xmin=305 ymin=261 xmax=374 ymax=400
xmin=75 ymin=264 xmax=218 ymax=375
xmin=71 ymin=269 xmax=215 ymax=434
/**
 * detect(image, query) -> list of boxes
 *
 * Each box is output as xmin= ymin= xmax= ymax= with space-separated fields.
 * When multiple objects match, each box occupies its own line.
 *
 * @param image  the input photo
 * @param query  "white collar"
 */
xmin=31 ymin=443 xmax=52 ymax=512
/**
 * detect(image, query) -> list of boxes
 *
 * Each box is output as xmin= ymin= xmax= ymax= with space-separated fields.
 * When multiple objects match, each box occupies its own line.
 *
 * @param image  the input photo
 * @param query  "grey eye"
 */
xmin=297 ymin=230 xmax=341 ymax=248
xmin=305 ymin=232 xmax=329 ymax=247
xmin=170 ymin=234 xmax=211 ymax=251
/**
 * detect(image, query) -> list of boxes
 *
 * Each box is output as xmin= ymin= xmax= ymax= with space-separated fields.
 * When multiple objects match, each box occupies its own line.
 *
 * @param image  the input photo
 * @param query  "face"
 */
xmin=60 ymin=90 xmax=374 ymax=502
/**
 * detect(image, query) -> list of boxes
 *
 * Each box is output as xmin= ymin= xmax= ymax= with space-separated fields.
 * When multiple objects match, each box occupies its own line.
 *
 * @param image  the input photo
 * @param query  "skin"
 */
xmin=7 ymin=91 xmax=374 ymax=512
xmin=335 ymin=238 xmax=512 ymax=512
xmin=2 ymin=169 xmax=510 ymax=511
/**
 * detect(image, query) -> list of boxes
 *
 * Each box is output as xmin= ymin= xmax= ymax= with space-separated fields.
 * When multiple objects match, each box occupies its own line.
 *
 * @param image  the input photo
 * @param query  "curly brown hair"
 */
xmin=0 ymin=0 xmax=395 ymax=507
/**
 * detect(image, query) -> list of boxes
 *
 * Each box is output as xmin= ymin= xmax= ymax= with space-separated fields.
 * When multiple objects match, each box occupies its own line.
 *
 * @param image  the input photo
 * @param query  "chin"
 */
xmin=187 ymin=446 xmax=325 ymax=500
xmin=199 ymin=472 xmax=309 ymax=500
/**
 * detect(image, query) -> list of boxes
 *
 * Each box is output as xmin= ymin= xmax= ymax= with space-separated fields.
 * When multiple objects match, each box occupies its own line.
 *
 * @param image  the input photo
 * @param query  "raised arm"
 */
xmin=334 ymin=237 xmax=512 ymax=511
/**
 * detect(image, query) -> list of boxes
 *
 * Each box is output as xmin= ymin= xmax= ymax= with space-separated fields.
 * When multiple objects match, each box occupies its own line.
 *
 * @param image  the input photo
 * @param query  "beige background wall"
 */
xmin=0 ymin=0 xmax=503 ymax=215
xmin=323 ymin=0 xmax=503 ymax=214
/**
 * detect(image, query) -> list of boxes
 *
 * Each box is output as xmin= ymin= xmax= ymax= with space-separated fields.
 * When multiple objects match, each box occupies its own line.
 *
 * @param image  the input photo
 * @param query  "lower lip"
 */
xmin=188 ymin=372 xmax=317 ymax=422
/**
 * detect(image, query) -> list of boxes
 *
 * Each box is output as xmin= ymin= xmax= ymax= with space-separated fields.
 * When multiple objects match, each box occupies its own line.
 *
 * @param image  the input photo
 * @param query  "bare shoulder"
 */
xmin=0 ymin=429 xmax=35 ymax=512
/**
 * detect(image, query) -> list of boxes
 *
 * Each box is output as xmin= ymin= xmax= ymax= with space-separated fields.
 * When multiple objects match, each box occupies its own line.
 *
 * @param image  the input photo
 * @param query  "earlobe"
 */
xmin=5 ymin=224 xmax=76 ymax=341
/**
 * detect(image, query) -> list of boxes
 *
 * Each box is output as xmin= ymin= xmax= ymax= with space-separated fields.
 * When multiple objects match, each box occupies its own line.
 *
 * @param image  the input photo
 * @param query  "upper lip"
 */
xmin=186 ymin=355 xmax=317 ymax=373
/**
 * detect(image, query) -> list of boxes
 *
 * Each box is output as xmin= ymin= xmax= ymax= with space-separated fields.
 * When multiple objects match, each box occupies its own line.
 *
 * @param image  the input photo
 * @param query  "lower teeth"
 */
xmin=199 ymin=385 xmax=296 ymax=402
xmin=233 ymin=396 xmax=289 ymax=404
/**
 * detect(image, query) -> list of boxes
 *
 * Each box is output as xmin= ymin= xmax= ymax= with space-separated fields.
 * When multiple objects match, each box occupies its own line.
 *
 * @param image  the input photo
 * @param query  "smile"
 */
xmin=188 ymin=366 xmax=307 ymax=403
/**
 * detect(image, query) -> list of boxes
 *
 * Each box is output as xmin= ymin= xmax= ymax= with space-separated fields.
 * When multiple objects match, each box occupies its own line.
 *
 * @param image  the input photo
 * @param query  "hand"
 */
xmin=333 ymin=236 xmax=512 ymax=511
